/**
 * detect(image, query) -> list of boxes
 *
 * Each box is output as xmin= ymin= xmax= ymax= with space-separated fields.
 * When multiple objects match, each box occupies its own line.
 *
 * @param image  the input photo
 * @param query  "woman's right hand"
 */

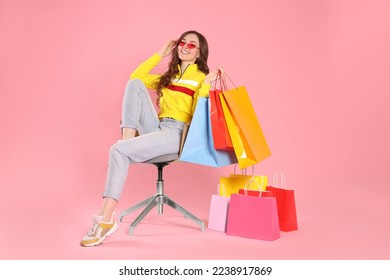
xmin=158 ymin=40 xmax=176 ymax=58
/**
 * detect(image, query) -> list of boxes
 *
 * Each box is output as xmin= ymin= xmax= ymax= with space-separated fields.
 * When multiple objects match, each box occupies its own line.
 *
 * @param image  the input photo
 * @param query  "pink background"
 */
xmin=1 ymin=0 xmax=389 ymax=259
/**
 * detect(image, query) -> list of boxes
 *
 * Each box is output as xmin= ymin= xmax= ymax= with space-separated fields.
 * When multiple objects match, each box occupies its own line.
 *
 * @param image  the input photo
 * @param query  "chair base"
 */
xmin=118 ymin=159 xmax=205 ymax=235
xmin=119 ymin=193 xmax=205 ymax=235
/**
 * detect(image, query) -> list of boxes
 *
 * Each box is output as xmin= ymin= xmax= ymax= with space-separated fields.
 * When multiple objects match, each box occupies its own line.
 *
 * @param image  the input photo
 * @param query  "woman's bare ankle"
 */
xmin=122 ymin=127 xmax=137 ymax=140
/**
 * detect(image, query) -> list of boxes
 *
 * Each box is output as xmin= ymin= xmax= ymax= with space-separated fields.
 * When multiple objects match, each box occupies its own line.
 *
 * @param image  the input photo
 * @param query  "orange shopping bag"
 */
xmin=220 ymin=76 xmax=271 ymax=169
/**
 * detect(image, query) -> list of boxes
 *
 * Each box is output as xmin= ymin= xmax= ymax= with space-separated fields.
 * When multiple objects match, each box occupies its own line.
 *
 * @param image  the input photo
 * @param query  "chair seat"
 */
xmin=143 ymin=153 xmax=179 ymax=164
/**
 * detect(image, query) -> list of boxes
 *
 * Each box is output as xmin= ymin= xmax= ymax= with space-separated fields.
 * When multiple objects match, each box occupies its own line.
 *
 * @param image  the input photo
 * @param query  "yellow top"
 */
xmin=130 ymin=53 xmax=210 ymax=123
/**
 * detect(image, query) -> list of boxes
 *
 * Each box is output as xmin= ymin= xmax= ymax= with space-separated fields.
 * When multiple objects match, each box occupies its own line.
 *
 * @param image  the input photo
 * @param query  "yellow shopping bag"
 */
xmin=230 ymin=174 xmax=267 ymax=189
xmin=218 ymin=166 xmax=268 ymax=197
xmin=220 ymin=86 xmax=271 ymax=169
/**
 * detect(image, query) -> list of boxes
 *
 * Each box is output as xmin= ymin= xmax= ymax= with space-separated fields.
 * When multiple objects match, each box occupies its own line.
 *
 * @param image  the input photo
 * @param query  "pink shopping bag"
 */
xmin=208 ymin=185 xmax=230 ymax=232
xmin=226 ymin=193 xmax=280 ymax=241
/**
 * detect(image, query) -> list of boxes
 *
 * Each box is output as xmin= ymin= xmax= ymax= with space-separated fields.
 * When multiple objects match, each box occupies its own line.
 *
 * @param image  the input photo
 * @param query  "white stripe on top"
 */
xmin=171 ymin=79 xmax=199 ymax=87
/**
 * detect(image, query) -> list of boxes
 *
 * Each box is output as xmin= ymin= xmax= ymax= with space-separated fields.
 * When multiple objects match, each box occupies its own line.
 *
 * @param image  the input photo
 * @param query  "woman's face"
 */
xmin=177 ymin=33 xmax=200 ymax=64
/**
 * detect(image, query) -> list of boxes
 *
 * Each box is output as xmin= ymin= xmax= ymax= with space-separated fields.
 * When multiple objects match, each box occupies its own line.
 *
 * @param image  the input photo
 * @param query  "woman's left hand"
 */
xmin=204 ymin=67 xmax=224 ymax=85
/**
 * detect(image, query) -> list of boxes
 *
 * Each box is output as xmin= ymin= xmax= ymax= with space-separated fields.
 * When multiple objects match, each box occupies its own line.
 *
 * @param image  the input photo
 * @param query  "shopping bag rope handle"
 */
xmin=222 ymin=71 xmax=238 ymax=89
xmin=211 ymin=71 xmax=229 ymax=91
xmin=233 ymin=164 xmax=254 ymax=176
xmin=273 ymin=171 xmax=286 ymax=188
xmin=211 ymin=70 xmax=237 ymax=91
xmin=217 ymin=183 xmax=227 ymax=196
xmin=243 ymin=176 xmax=265 ymax=197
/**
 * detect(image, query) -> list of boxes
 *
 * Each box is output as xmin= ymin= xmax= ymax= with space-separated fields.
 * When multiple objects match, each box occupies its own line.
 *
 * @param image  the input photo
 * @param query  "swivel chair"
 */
xmin=118 ymin=125 xmax=205 ymax=235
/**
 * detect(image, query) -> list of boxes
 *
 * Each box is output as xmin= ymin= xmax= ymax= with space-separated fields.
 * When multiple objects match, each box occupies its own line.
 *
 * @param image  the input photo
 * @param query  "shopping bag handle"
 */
xmin=210 ymin=70 xmax=228 ymax=91
xmin=233 ymin=164 xmax=254 ymax=176
xmin=217 ymin=184 xmax=227 ymax=196
xmin=273 ymin=171 xmax=286 ymax=189
xmin=243 ymin=176 xmax=265 ymax=197
xmin=211 ymin=70 xmax=237 ymax=91
xmin=222 ymin=71 xmax=238 ymax=89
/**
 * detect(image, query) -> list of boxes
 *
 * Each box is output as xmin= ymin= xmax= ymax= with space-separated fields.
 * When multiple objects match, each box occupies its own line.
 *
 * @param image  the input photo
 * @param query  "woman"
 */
xmin=81 ymin=30 xmax=220 ymax=246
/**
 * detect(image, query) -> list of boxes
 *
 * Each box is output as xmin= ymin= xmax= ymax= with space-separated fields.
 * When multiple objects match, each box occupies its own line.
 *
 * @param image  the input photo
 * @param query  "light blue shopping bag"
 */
xmin=180 ymin=97 xmax=237 ymax=167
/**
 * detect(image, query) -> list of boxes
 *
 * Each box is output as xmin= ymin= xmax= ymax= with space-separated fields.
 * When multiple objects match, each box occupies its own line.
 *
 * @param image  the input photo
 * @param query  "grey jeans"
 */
xmin=102 ymin=79 xmax=185 ymax=201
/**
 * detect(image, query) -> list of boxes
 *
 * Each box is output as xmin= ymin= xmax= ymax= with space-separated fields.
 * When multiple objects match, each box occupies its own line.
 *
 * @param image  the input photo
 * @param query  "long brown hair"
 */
xmin=154 ymin=30 xmax=210 ymax=105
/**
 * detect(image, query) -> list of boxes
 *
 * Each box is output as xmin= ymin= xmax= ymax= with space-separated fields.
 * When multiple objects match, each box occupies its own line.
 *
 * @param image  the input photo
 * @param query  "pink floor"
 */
xmin=2 ymin=163 xmax=389 ymax=260
xmin=1 ymin=0 xmax=390 ymax=261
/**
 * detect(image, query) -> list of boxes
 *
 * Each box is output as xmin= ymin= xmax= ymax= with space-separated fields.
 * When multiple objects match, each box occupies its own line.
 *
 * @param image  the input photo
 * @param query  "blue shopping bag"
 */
xmin=180 ymin=97 xmax=237 ymax=167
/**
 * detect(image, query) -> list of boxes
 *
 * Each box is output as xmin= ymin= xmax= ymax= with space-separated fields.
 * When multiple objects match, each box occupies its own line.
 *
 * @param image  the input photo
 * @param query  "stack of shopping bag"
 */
xmin=208 ymin=170 xmax=298 ymax=241
xmin=180 ymin=71 xmax=297 ymax=240
xmin=180 ymin=72 xmax=271 ymax=168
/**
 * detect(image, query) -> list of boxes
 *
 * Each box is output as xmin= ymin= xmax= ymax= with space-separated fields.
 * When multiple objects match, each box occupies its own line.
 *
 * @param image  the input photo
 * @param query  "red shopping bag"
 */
xmin=209 ymin=75 xmax=233 ymax=151
xmin=266 ymin=171 xmax=298 ymax=232
xmin=238 ymin=189 xmax=273 ymax=197
xmin=226 ymin=193 xmax=280 ymax=241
